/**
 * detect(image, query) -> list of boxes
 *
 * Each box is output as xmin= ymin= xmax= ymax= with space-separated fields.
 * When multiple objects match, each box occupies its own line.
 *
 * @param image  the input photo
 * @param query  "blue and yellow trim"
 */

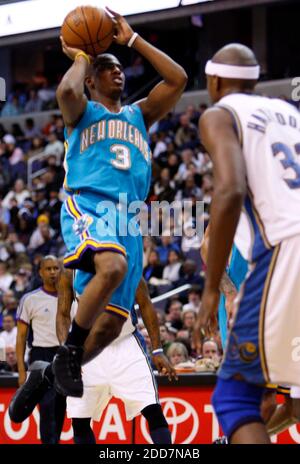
xmin=258 ymin=244 xmax=280 ymax=383
xmin=64 ymin=239 xmax=126 ymax=267
xmin=105 ymin=303 xmax=129 ymax=320
xmin=266 ymin=383 xmax=290 ymax=396
xmin=66 ymin=195 xmax=90 ymax=241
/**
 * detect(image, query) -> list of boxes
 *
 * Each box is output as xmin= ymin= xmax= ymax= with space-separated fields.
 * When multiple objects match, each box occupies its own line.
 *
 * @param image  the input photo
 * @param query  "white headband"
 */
xmin=205 ymin=60 xmax=260 ymax=79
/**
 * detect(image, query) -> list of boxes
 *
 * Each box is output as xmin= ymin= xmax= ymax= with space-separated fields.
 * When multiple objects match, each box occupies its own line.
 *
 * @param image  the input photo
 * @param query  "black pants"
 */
xmin=29 ymin=346 xmax=66 ymax=445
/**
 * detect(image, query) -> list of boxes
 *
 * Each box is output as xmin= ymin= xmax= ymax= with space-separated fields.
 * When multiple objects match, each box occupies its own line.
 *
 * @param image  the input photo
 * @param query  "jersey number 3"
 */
xmin=271 ymin=142 xmax=300 ymax=189
xmin=110 ymin=145 xmax=131 ymax=170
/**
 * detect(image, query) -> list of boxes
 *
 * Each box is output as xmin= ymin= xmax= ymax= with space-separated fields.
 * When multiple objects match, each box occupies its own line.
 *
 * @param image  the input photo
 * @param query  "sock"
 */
xmin=150 ymin=427 xmax=172 ymax=444
xmin=44 ymin=364 xmax=54 ymax=384
xmin=72 ymin=418 xmax=96 ymax=444
xmin=73 ymin=430 xmax=96 ymax=444
xmin=66 ymin=320 xmax=90 ymax=347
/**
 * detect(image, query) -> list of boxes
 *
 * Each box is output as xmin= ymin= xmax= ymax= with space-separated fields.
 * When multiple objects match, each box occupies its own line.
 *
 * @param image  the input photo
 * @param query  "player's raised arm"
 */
xmin=197 ymin=107 xmax=246 ymax=329
xmin=106 ymin=7 xmax=187 ymax=128
xmin=135 ymin=278 xmax=177 ymax=381
xmin=56 ymin=269 xmax=74 ymax=344
xmin=56 ymin=37 xmax=89 ymax=130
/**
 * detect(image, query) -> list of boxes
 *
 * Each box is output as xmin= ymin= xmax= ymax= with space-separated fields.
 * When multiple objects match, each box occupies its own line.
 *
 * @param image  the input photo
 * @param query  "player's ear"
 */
xmin=85 ymin=75 xmax=95 ymax=90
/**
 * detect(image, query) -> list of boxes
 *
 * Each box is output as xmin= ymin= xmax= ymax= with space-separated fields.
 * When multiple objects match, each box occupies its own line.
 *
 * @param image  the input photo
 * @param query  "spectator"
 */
xmin=181 ymin=221 xmax=202 ymax=253
xmin=202 ymin=338 xmax=221 ymax=362
xmin=175 ymin=148 xmax=200 ymax=183
xmin=47 ymin=187 xmax=62 ymax=231
xmin=2 ymin=179 xmax=30 ymax=209
xmin=175 ymin=114 xmax=198 ymax=148
xmin=167 ymin=342 xmax=189 ymax=366
xmin=165 ymin=300 xmax=183 ymax=330
xmin=11 ymin=123 xmax=25 ymax=143
xmin=5 ymin=345 xmax=18 ymax=372
xmin=176 ymin=259 xmax=204 ymax=288
xmin=24 ymin=90 xmax=43 ymax=113
xmin=143 ymin=250 xmax=164 ymax=282
xmin=0 ymin=313 xmax=17 ymax=347
xmin=1 ymin=96 xmax=22 ymax=117
xmin=33 ymin=184 xmax=48 ymax=214
xmin=183 ymin=285 xmax=202 ymax=312
xmin=153 ymin=132 xmax=167 ymax=159
xmin=157 ymin=234 xmax=180 ymax=266
xmin=162 ymin=250 xmax=182 ymax=283
xmin=24 ymin=118 xmax=41 ymax=141
xmin=53 ymin=116 xmax=65 ymax=142
xmin=43 ymin=130 xmax=64 ymax=159
xmin=153 ymin=168 xmax=176 ymax=202
xmin=143 ymin=236 xmax=156 ymax=268
xmin=2 ymin=134 xmax=24 ymax=166
xmin=37 ymin=81 xmax=56 ymax=110
xmin=185 ymin=104 xmax=200 ymax=126
xmin=10 ymin=268 xmax=31 ymax=301
xmin=0 ymin=261 xmax=13 ymax=292
xmin=28 ymin=215 xmax=55 ymax=253
xmin=0 ymin=197 xmax=10 ymax=237
xmin=1 ymin=291 xmax=18 ymax=315
xmin=181 ymin=307 xmax=197 ymax=332
xmin=166 ymin=153 xmax=180 ymax=178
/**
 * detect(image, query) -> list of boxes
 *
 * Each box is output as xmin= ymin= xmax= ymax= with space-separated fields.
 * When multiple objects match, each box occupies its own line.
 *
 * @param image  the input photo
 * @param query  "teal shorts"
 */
xmin=61 ymin=192 xmax=143 ymax=318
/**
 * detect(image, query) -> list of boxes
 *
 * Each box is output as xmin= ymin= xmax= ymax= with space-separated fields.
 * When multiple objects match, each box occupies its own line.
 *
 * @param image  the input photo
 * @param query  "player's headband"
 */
xmin=205 ymin=60 xmax=260 ymax=79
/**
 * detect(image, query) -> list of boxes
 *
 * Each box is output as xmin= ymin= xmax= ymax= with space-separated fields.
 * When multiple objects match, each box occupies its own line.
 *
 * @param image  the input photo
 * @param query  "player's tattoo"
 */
xmin=220 ymin=272 xmax=237 ymax=297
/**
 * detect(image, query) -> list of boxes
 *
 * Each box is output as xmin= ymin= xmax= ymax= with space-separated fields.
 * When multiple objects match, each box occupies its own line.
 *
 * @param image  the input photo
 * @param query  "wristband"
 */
xmin=152 ymin=348 xmax=164 ymax=356
xmin=127 ymin=32 xmax=138 ymax=48
xmin=75 ymin=51 xmax=91 ymax=65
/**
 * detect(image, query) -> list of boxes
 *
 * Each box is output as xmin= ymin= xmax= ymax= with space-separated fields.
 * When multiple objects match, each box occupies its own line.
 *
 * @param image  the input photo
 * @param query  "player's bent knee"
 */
xmin=212 ymin=377 xmax=265 ymax=440
xmin=141 ymin=404 xmax=168 ymax=431
xmin=94 ymin=253 xmax=127 ymax=284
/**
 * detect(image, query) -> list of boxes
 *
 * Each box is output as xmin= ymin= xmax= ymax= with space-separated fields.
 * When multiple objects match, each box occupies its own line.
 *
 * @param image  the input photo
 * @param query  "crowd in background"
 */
xmin=0 ymin=97 xmax=223 ymax=375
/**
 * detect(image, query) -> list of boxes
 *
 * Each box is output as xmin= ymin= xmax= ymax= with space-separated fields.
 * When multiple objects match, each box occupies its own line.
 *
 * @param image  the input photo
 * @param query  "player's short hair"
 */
xmin=92 ymin=54 xmax=123 ymax=75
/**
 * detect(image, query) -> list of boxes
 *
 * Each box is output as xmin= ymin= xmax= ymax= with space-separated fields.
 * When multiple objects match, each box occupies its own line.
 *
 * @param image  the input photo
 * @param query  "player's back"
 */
xmin=64 ymin=101 xmax=152 ymax=204
xmin=217 ymin=93 xmax=300 ymax=251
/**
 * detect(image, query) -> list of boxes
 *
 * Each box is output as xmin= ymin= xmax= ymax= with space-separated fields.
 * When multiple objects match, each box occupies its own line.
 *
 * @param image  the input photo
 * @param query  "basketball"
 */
xmin=61 ymin=6 xmax=114 ymax=56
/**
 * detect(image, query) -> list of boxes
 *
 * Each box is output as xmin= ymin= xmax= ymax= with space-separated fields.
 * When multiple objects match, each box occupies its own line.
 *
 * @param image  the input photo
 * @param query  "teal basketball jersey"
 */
xmin=64 ymin=101 xmax=152 ymax=203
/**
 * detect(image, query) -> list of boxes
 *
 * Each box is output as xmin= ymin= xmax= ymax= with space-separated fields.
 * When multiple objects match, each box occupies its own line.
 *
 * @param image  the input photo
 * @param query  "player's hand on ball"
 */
xmin=152 ymin=353 xmax=178 ymax=382
xmin=105 ymin=7 xmax=135 ymax=45
xmin=60 ymin=36 xmax=92 ymax=63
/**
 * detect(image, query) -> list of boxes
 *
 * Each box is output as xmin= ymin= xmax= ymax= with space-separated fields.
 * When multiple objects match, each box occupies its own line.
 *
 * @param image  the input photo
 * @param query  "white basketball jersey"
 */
xmin=217 ymin=94 xmax=300 ymax=250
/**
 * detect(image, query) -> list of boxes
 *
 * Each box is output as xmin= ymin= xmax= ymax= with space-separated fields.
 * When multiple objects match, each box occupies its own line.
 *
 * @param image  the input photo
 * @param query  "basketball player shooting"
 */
xmin=51 ymin=7 xmax=187 ymax=398
xmin=196 ymin=43 xmax=300 ymax=444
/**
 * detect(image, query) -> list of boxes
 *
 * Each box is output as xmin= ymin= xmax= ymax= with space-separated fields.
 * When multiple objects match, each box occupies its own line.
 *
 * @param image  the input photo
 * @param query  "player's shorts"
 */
xmin=74 ymin=268 xmax=137 ymax=322
xmin=219 ymin=234 xmax=300 ymax=387
xmin=67 ymin=332 xmax=159 ymax=421
xmin=61 ymin=192 xmax=143 ymax=319
xmin=212 ymin=377 xmax=265 ymax=440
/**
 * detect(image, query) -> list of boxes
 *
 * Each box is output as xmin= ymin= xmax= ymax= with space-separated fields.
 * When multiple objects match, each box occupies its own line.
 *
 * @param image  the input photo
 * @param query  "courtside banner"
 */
xmin=0 ymin=386 xmax=300 ymax=444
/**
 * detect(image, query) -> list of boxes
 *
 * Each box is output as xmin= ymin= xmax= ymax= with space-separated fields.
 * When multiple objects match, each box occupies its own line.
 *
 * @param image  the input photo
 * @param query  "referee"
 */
xmin=16 ymin=255 xmax=66 ymax=444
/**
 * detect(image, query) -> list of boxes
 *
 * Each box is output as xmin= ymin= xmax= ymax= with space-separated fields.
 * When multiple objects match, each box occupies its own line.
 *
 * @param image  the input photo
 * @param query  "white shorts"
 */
xmin=67 ymin=332 xmax=159 ymax=421
xmin=220 ymin=234 xmax=300 ymax=387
